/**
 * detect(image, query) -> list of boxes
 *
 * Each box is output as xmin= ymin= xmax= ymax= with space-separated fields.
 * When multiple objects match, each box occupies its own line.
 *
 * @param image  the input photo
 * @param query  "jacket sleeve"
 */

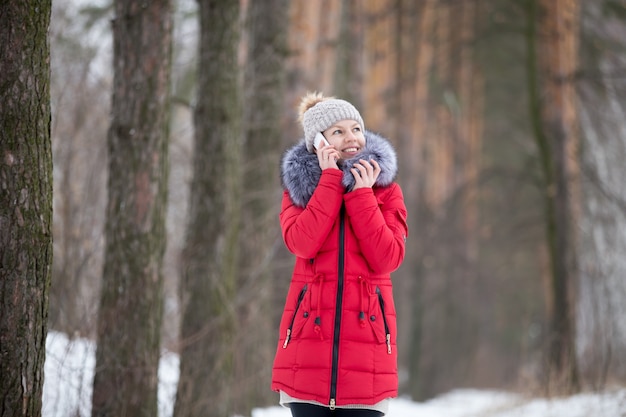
xmin=344 ymin=182 xmax=408 ymax=274
xmin=280 ymin=169 xmax=344 ymax=259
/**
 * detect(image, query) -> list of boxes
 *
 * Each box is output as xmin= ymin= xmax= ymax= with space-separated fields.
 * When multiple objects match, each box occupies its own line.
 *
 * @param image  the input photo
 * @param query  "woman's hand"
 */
xmin=351 ymin=159 xmax=381 ymax=190
xmin=316 ymin=145 xmax=341 ymax=170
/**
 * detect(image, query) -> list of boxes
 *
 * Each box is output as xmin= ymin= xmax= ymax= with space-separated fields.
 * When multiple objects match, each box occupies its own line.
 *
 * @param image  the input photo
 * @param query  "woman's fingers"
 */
xmin=371 ymin=159 xmax=381 ymax=176
xmin=316 ymin=145 xmax=339 ymax=170
xmin=351 ymin=159 xmax=380 ymax=189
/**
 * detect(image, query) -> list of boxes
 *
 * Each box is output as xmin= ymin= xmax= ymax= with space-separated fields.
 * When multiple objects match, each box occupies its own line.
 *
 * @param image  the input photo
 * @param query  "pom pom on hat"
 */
xmin=298 ymin=92 xmax=365 ymax=153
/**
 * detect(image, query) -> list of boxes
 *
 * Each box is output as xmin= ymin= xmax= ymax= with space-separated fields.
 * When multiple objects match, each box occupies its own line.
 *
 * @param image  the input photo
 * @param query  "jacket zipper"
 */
xmin=329 ymin=205 xmax=346 ymax=409
xmin=376 ymin=286 xmax=392 ymax=354
xmin=282 ymin=284 xmax=308 ymax=349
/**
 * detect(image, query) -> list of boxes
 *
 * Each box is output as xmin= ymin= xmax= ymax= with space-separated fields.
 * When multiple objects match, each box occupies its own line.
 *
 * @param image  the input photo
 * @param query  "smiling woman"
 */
xmin=272 ymin=92 xmax=409 ymax=417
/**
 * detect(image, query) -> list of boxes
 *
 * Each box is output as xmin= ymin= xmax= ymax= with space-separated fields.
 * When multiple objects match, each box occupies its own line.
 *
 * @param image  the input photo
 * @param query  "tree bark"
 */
xmin=577 ymin=0 xmax=626 ymax=387
xmin=0 ymin=2 xmax=53 ymax=416
xmin=173 ymin=1 xmax=242 ymax=416
xmin=91 ymin=1 xmax=172 ymax=416
xmin=527 ymin=0 xmax=580 ymax=394
xmin=391 ymin=0 xmax=434 ymax=399
xmin=457 ymin=0 xmax=483 ymax=263
xmin=48 ymin=27 xmax=108 ymax=337
xmin=235 ymin=0 xmax=289 ymax=413
xmin=362 ymin=0 xmax=396 ymax=132
xmin=334 ymin=0 xmax=364 ymax=106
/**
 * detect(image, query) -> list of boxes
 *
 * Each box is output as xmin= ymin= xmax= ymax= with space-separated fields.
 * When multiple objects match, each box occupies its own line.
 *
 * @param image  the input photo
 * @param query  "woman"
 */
xmin=271 ymin=92 xmax=409 ymax=417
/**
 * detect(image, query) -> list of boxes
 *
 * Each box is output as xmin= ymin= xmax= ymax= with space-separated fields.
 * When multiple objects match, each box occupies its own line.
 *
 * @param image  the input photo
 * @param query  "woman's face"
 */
xmin=322 ymin=119 xmax=366 ymax=160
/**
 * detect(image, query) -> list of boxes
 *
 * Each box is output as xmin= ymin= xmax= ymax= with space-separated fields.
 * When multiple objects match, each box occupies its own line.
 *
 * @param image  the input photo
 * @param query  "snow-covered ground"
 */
xmin=43 ymin=331 xmax=626 ymax=417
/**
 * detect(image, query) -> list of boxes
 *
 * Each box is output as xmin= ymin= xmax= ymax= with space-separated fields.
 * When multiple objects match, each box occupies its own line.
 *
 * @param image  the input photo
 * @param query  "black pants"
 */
xmin=289 ymin=402 xmax=384 ymax=417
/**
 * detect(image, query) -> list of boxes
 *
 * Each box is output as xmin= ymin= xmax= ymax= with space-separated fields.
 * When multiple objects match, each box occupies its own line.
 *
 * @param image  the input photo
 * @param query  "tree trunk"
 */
xmin=577 ymin=0 xmax=626 ymax=387
xmin=173 ymin=1 xmax=242 ymax=416
xmin=334 ymin=0 xmax=364 ymax=106
xmin=457 ymin=0 xmax=483 ymax=264
xmin=235 ymin=0 xmax=289 ymax=413
xmin=362 ymin=0 xmax=396 ymax=132
xmin=49 ymin=34 xmax=108 ymax=337
xmin=391 ymin=0 xmax=433 ymax=399
xmin=527 ymin=0 xmax=580 ymax=394
xmin=0 ymin=3 xmax=52 ymax=416
xmin=91 ymin=1 xmax=172 ymax=416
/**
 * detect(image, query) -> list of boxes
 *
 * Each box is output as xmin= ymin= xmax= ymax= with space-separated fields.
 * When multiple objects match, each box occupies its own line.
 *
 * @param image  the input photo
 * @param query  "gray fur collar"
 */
xmin=280 ymin=131 xmax=398 ymax=208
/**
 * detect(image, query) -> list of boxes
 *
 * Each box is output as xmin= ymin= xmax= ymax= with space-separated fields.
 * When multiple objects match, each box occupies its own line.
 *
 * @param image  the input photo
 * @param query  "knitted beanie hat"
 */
xmin=298 ymin=92 xmax=365 ymax=153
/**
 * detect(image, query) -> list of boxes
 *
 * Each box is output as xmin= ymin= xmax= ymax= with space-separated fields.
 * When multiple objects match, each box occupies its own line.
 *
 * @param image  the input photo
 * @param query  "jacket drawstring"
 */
xmin=358 ymin=276 xmax=367 ymax=328
xmin=314 ymin=273 xmax=325 ymax=340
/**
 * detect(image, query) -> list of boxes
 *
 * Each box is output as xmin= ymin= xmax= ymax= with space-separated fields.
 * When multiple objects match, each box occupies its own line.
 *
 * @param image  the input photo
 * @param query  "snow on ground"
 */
xmin=43 ymin=331 xmax=626 ymax=417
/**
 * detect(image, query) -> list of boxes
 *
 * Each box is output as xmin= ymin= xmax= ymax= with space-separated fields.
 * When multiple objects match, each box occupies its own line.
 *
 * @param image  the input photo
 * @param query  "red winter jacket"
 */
xmin=271 ymin=139 xmax=408 ymax=408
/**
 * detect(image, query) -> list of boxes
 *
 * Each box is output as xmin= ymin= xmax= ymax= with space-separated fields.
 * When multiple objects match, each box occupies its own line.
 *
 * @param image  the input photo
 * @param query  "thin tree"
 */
xmin=577 ymin=0 xmax=626 ymax=387
xmin=173 ymin=1 xmax=242 ymax=416
xmin=526 ymin=0 xmax=580 ymax=393
xmin=49 ymin=1 xmax=110 ymax=337
xmin=334 ymin=0 xmax=364 ymax=105
xmin=403 ymin=0 xmax=437 ymax=400
xmin=0 ymin=2 xmax=53 ymax=416
xmin=236 ymin=0 xmax=289 ymax=413
xmin=91 ymin=1 xmax=173 ymax=416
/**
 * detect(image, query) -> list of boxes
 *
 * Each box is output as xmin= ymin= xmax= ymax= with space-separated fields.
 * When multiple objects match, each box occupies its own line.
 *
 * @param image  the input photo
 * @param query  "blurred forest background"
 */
xmin=39 ymin=0 xmax=626 ymax=415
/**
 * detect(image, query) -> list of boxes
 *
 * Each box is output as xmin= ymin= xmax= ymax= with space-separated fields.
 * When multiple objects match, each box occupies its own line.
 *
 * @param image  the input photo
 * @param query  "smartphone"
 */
xmin=314 ymin=132 xmax=330 ymax=149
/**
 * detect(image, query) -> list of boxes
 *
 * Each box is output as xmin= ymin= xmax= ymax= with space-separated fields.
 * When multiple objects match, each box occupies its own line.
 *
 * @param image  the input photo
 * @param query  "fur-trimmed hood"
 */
xmin=280 ymin=131 xmax=398 ymax=208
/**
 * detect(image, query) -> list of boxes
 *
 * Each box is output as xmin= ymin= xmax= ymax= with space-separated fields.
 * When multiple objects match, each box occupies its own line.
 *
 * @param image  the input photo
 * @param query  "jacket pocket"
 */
xmin=282 ymin=284 xmax=308 ymax=348
xmin=373 ymin=286 xmax=392 ymax=354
